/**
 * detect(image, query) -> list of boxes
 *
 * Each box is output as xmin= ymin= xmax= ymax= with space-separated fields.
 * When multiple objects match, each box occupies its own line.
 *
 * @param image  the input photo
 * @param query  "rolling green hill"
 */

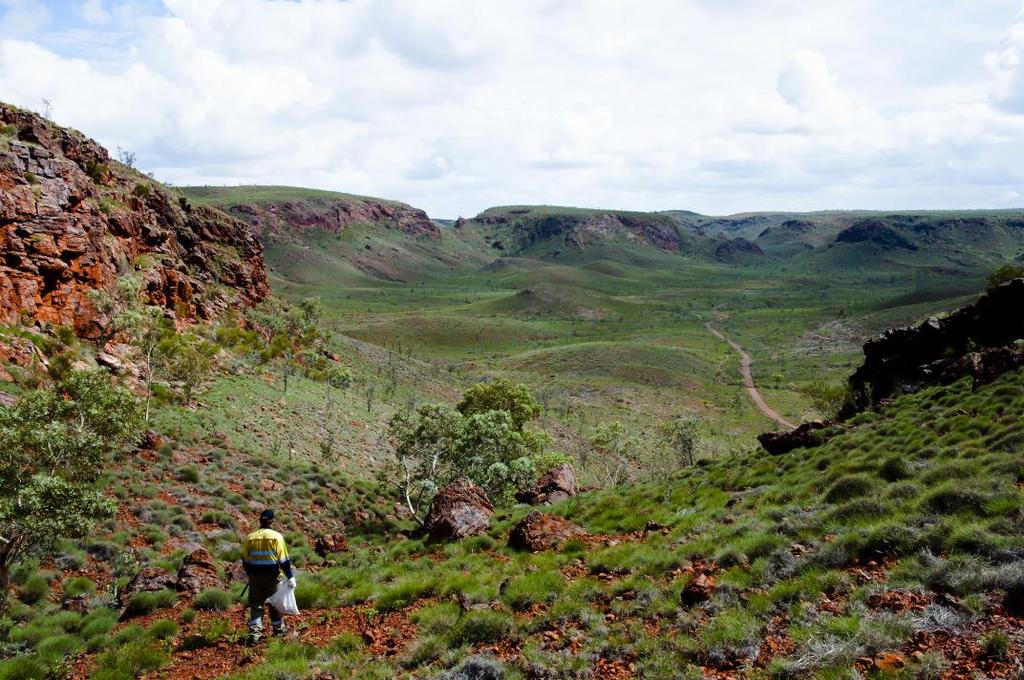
xmin=176 ymin=190 xmax=1024 ymax=462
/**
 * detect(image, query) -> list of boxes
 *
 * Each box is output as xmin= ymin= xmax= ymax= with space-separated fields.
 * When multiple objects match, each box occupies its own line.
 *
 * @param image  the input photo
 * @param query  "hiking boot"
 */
xmin=271 ymin=625 xmax=289 ymax=637
xmin=246 ymin=630 xmax=262 ymax=646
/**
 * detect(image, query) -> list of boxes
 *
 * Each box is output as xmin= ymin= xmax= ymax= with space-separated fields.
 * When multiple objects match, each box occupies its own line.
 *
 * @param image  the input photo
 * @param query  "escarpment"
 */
xmin=0 ymin=103 xmax=268 ymax=341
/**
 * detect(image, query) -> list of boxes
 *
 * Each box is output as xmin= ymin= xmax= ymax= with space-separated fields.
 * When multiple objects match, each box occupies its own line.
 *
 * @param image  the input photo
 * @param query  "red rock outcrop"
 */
xmin=757 ymin=421 xmax=836 ymax=456
xmin=508 ymin=511 xmax=587 ymax=551
xmin=471 ymin=208 xmax=691 ymax=254
xmin=516 ymin=464 xmax=579 ymax=505
xmin=176 ymin=547 xmax=223 ymax=596
xmin=118 ymin=566 xmax=178 ymax=618
xmin=839 ymin=278 xmax=1024 ymax=419
xmin=425 ymin=478 xmax=493 ymax=541
xmin=0 ymin=102 xmax=267 ymax=341
xmin=314 ymin=531 xmax=348 ymax=556
xmin=225 ymin=196 xmax=439 ymax=239
xmin=680 ymin=572 xmax=715 ymax=606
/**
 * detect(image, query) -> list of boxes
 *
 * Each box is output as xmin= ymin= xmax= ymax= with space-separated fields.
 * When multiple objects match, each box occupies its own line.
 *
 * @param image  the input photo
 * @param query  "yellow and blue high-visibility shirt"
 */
xmin=241 ymin=528 xmax=293 ymax=578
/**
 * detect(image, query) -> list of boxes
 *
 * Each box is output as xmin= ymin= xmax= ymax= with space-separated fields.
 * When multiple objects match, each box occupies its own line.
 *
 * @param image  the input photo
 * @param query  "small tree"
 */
xmin=457 ymin=378 xmax=541 ymax=430
xmin=456 ymin=409 xmax=544 ymax=504
xmin=590 ymin=421 xmax=638 ymax=486
xmin=248 ymin=297 xmax=326 ymax=394
xmin=384 ymin=403 xmax=463 ymax=525
xmin=385 ymin=381 xmax=551 ymax=522
xmin=156 ymin=332 xmax=216 ymax=404
xmin=799 ymin=380 xmax=848 ymax=421
xmin=0 ymin=371 xmax=141 ymax=590
xmin=659 ymin=416 xmax=701 ymax=469
xmin=116 ymin=146 xmax=136 ymax=169
xmin=987 ymin=263 xmax=1024 ymax=291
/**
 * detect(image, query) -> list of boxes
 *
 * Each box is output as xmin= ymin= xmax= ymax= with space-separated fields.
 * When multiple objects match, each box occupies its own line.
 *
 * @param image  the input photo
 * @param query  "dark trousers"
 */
xmin=246 ymin=571 xmax=283 ymax=633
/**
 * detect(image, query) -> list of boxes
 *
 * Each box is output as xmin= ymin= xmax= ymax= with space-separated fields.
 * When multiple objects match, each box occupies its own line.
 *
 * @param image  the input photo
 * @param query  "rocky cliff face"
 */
xmin=760 ymin=279 xmax=1024 ymax=454
xmin=0 ymin=103 xmax=267 ymax=341
xmin=225 ymin=197 xmax=439 ymax=239
xmin=839 ymin=278 xmax=1024 ymax=418
xmin=471 ymin=208 xmax=691 ymax=254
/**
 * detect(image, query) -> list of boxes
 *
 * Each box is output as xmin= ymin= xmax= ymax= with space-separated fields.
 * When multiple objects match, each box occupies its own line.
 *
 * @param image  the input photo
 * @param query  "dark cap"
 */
xmin=259 ymin=509 xmax=275 ymax=523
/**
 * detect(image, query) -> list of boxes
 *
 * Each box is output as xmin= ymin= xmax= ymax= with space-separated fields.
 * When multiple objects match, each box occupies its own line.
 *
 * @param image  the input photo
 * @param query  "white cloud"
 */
xmin=0 ymin=0 xmax=1022 ymax=216
xmin=78 ymin=0 xmax=111 ymax=25
xmin=0 ymin=0 xmax=50 ymax=35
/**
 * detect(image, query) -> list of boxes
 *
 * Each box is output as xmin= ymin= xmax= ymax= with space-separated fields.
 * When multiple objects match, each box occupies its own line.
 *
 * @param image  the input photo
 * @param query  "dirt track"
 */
xmin=705 ymin=321 xmax=797 ymax=430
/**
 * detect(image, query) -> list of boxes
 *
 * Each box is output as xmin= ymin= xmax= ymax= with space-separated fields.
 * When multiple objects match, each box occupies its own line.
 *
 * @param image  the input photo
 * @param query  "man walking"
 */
xmin=241 ymin=509 xmax=295 ymax=643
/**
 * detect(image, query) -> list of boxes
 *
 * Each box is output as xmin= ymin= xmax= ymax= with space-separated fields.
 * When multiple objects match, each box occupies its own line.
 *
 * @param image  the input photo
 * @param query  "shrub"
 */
xmin=824 ymin=474 xmax=876 ymax=503
xmin=920 ymin=484 xmax=989 ymax=516
xmin=979 ymin=630 xmax=1010 ymax=660
xmin=177 ymin=465 xmax=200 ymax=483
xmin=450 ymin=610 xmax=515 ymax=645
xmin=987 ymin=263 xmax=1024 ymax=290
xmin=179 ymin=608 xmax=197 ymax=624
xmin=0 ymin=656 xmax=48 ymax=680
xmin=36 ymin=633 xmax=82 ymax=662
xmin=124 ymin=589 xmax=177 ymax=617
xmin=502 ymin=570 xmax=564 ymax=612
xmin=375 ymin=576 xmax=434 ymax=612
xmin=193 ymin=589 xmax=233 ymax=612
xmin=147 ymin=618 xmax=179 ymax=641
xmin=94 ymin=639 xmax=169 ymax=678
xmin=878 ymin=456 xmax=910 ymax=482
xmin=62 ymin=576 xmax=97 ymax=600
xmin=434 ymin=656 xmax=506 ymax=680
xmin=18 ymin=574 xmax=50 ymax=604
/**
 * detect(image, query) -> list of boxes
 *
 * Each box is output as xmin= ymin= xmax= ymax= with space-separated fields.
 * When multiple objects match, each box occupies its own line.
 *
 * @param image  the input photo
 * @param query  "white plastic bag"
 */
xmin=266 ymin=578 xmax=300 ymax=616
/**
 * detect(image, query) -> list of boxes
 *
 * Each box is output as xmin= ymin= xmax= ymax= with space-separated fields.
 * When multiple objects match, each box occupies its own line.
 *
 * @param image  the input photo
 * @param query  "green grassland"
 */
xmin=175 ymin=193 xmax=1014 ymax=484
xmin=180 ymin=185 xmax=409 ymax=209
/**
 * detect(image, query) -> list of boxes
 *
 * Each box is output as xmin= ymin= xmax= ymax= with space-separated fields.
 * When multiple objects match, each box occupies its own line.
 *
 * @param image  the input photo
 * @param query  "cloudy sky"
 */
xmin=2 ymin=0 xmax=1024 ymax=217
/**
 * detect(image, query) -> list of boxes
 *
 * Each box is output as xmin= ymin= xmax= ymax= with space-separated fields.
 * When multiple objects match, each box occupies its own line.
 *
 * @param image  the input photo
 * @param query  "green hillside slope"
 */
xmin=11 ymin=366 xmax=1017 ymax=679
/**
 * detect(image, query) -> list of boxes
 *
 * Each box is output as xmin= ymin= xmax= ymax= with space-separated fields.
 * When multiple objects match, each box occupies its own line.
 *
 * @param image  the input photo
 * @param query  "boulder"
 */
xmin=680 ymin=572 xmax=714 ymax=606
xmin=1004 ymin=580 xmax=1024 ymax=616
xmin=225 ymin=561 xmax=248 ymax=585
xmin=516 ymin=464 xmax=579 ymax=505
xmin=508 ymin=511 xmax=587 ymax=552
xmin=95 ymin=351 xmax=124 ymax=372
xmin=62 ymin=594 xmax=92 ymax=613
xmin=176 ymin=547 xmax=223 ymax=596
xmin=757 ymin=421 xmax=833 ymax=455
xmin=119 ymin=566 xmax=177 ymax=611
xmin=137 ymin=429 xmax=165 ymax=451
xmin=315 ymin=531 xmax=348 ymax=557
xmin=425 ymin=479 xmax=493 ymax=541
